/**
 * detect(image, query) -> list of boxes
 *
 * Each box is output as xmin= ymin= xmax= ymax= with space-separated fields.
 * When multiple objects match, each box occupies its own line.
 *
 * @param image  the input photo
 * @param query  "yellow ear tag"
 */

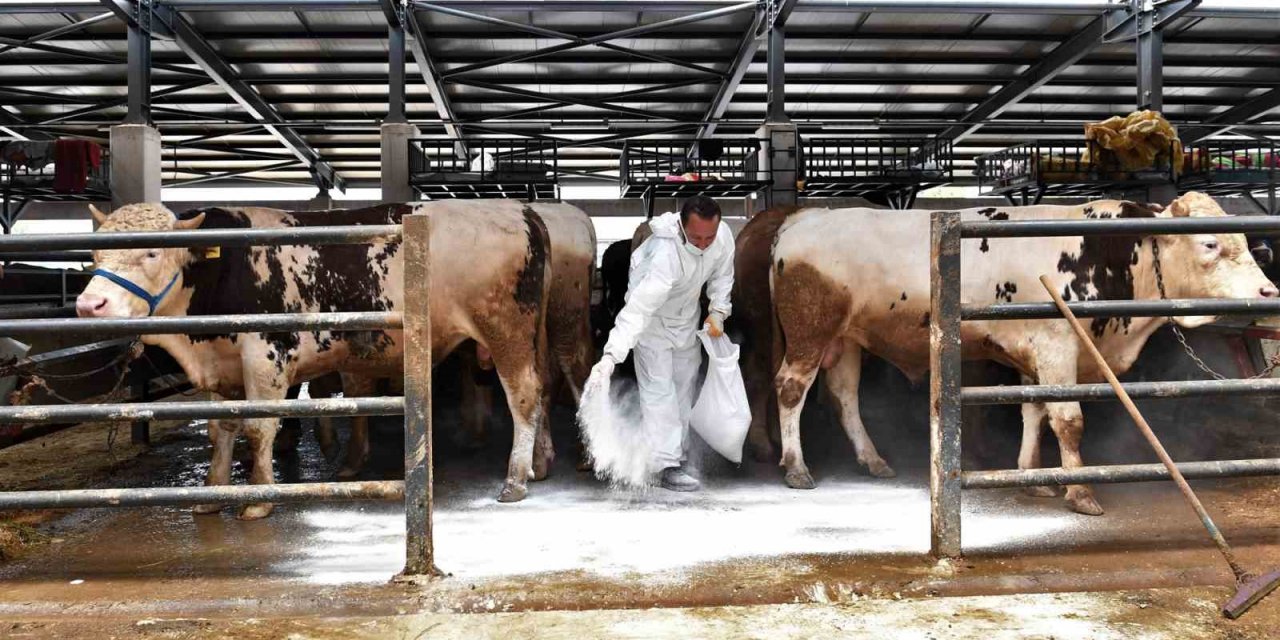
xmin=204 ymin=246 xmax=221 ymax=259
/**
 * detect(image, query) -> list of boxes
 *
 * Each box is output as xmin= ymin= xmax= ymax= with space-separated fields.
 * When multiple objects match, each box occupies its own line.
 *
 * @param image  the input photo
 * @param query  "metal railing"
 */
xmin=0 ymin=217 xmax=437 ymax=576
xmin=619 ymin=137 xmax=768 ymax=195
xmin=927 ymin=212 xmax=1280 ymax=557
xmin=407 ymin=137 xmax=559 ymax=200
xmin=975 ymin=140 xmax=1179 ymax=203
xmin=801 ymin=137 xmax=953 ymax=182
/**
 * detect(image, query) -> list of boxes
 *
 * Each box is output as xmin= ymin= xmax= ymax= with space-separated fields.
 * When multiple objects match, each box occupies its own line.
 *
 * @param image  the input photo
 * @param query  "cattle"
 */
xmin=75 ymin=200 xmax=556 ymax=518
xmin=764 ymin=192 xmax=1277 ymax=515
xmin=444 ymin=205 xmax=598 ymax=468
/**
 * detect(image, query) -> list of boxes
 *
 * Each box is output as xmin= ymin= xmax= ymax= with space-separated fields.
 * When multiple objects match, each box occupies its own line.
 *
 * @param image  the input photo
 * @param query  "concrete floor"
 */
xmin=2 ymin=344 xmax=1279 ymax=638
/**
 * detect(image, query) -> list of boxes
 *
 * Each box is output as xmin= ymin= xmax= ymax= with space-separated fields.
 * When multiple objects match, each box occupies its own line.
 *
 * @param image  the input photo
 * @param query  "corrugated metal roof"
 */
xmin=0 ymin=1 xmax=1277 ymax=189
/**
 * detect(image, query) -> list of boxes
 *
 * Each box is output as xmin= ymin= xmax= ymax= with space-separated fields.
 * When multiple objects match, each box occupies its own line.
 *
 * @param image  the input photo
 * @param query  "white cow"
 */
xmin=766 ymin=192 xmax=1277 ymax=515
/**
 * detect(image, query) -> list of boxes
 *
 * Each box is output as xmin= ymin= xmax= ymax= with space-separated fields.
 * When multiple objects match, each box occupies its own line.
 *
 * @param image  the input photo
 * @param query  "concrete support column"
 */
xmin=109 ymin=124 xmax=162 ymax=209
xmin=381 ymin=122 xmax=420 ymax=204
xmin=757 ymin=122 xmax=799 ymax=209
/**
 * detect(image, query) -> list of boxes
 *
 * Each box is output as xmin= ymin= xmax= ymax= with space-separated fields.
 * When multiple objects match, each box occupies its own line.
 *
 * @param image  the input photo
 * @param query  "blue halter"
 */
xmin=90 ymin=268 xmax=181 ymax=316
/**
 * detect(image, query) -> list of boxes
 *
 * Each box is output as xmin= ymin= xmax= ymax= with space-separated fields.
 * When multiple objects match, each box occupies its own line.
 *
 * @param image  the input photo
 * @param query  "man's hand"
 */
xmin=584 ymin=355 xmax=616 ymax=397
xmin=704 ymin=312 xmax=724 ymax=338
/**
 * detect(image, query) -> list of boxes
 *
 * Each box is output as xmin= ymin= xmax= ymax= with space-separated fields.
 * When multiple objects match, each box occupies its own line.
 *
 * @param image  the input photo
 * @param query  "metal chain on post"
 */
xmin=1151 ymin=238 xmax=1280 ymax=380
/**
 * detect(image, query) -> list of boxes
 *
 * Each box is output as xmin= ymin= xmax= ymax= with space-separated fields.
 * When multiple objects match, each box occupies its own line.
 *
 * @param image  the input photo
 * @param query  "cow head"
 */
xmin=75 ymin=203 xmax=205 ymax=318
xmin=1153 ymin=192 xmax=1278 ymax=327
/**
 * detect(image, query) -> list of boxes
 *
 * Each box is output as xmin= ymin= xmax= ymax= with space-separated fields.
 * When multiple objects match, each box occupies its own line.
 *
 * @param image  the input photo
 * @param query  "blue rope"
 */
xmin=90 ymin=268 xmax=181 ymax=316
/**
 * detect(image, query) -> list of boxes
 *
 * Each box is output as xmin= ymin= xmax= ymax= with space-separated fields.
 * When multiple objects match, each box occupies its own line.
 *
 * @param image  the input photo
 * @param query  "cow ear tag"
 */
xmin=204 ymin=246 xmax=221 ymax=259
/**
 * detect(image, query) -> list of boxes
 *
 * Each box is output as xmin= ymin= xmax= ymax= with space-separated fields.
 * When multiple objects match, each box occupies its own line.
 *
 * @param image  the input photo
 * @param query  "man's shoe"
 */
xmin=660 ymin=466 xmax=701 ymax=492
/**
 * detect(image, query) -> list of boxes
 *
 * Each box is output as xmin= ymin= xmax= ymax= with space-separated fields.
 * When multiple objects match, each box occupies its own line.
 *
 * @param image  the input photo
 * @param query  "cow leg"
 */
xmin=1044 ymin=400 xmax=1102 ymax=515
xmin=237 ymin=358 xmax=293 ymax=520
xmin=193 ymin=417 xmax=238 ymax=515
xmin=825 ymin=342 xmax=894 ymax=478
xmin=1019 ymin=395 xmax=1057 ymax=498
xmin=775 ymin=354 xmax=822 ymax=490
xmin=491 ymin=352 xmax=545 ymax=503
xmin=456 ymin=348 xmax=492 ymax=452
xmin=744 ymin=356 xmax=778 ymax=463
xmin=337 ymin=374 xmax=378 ymax=479
xmin=315 ymin=416 xmax=340 ymax=463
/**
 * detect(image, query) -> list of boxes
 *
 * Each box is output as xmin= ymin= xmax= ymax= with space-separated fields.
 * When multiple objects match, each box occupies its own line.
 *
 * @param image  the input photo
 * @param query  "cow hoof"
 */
xmin=1067 ymin=491 xmax=1104 ymax=516
xmin=865 ymin=459 xmax=897 ymax=479
xmin=191 ymin=503 xmax=224 ymax=515
xmin=1024 ymin=485 xmax=1058 ymax=498
xmin=237 ymin=503 xmax=275 ymax=520
xmin=784 ymin=470 xmax=816 ymax=490
xmin=498 ymin=483 xmax=528 ymax=503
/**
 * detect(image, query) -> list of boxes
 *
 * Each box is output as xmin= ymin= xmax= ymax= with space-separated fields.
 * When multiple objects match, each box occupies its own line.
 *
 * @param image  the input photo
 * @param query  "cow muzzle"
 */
xmin=75 ymin=293 xmax=109 ymax=317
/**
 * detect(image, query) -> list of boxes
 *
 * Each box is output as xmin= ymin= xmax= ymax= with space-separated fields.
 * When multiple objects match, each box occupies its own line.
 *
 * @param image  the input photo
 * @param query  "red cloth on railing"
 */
xmin=53 ymin=138 xmax=98 ymax=193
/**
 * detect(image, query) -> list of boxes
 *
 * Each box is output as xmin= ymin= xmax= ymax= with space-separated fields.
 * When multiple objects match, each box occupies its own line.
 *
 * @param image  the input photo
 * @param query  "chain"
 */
xmin=1152 ymin=239 xmax=1280 ymax=380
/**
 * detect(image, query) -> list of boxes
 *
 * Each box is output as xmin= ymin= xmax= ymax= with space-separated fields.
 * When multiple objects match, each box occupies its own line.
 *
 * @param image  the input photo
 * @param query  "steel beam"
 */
xmin=36 ymin=80 xmax=211 ymax=126
xmin=131 ymin=2 xmax=345 ymax=191
xmin=163 ymin=159 xmax=304 ymax=188
xmin=391 ymin=3 xmax=465 ymax=149
xmin=446 ymin=78 xmax=675 ymax=121
xmin=0 ymin=12 xmax=115 ymax=55
xmin=765 ymin=0 xmax=799 ymax=123
xmin=411 ymin=2 xmax=725 ymax=77
xmin=438 ymin=2 xmax=756 ymax=79
xmin=385 ymin=1 xmax=408 ymax=124
xmin=1182 ymin=88 xmax=1280 ymax=143
xmin=696 ymin=6 xmax=767 ymax=139
xmin=937 ymin=16 xmax=1106 ymax=142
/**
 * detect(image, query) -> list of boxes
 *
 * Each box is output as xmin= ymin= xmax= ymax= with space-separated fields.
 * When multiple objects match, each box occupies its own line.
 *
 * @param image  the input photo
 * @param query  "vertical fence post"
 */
xmin=401 ymin=212 xmax=436 ymax=576
xmin=930 ymin=210 xmax=963 ymax=558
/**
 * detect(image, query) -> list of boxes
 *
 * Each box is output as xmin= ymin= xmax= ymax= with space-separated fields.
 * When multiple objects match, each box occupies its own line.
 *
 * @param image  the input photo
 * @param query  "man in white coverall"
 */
xmin=587 ymin=195 xmax=734 ymax=492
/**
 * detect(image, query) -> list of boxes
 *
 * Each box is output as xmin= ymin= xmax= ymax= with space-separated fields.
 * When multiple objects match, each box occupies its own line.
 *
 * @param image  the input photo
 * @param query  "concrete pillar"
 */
xmin=109 ymin=124 xmax=162 ymax=209
xmin=381 ymin=122 xmax=420 ymax=204
xmin=308 ymin=189 xmax=334 ymax=211
xmin=757 ymin=122 xmax=799 ymax=208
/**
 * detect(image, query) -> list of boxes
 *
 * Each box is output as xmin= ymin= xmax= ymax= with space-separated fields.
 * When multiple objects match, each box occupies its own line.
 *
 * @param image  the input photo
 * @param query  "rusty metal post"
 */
xmin=930 ymin=209 xmax=963 ymax=558
xmin=401 ymin=212 xmax=436 ymax=577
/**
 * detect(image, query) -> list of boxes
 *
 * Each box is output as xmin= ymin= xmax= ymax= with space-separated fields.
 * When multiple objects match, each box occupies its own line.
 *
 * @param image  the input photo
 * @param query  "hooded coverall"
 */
xmin=601 ymin=211 xmax=735 ymax=470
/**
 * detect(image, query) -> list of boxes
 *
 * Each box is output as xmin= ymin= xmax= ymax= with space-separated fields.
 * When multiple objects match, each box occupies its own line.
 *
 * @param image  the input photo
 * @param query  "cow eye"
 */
xmin=1201 ymin=240 xmax=1219 ymax=252
xmin=145 ymin=250 xmax=160 ymax=259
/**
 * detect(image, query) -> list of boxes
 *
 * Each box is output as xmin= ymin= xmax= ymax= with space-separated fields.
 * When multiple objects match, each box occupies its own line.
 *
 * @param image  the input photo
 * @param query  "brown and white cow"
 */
xmin=76 ymin=200 xmax=558 ymax=518
xmin=764 ymin=192 xmax=1277 ymax=515
xmin=423 ymin=205 xmax=598 ymax=468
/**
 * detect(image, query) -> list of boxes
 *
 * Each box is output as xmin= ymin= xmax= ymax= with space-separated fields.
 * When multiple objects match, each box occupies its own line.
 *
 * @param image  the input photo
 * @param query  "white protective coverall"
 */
xmin=602 ymin=211 xmax=735 ymax=470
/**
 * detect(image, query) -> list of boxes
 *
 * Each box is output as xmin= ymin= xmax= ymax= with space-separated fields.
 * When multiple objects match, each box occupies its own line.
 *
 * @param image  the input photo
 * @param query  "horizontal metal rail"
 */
xmin=964 ymin=378 xmax=1280 ymax=405
xmin=0 ymin=481 xmax=404 ymax=510
xmin=0 ymin=311 xmax=401 ymax=337
xmin=962 ymin=216 xmax=1280 ymax=239
xmin=0 ymin=397 xmax=405 ymax=424
xmin=0 ymin=305 xmax=76 ymax=320
xmin=0 ymin=225 xmax=401 ymax=252
xmin=0 ymin=251 xmax=92 ymax=263
xmin=963 ymin=298 xmax=1280 ymax=321
xmin=962 ymin=458 xmax=1280 ymax=489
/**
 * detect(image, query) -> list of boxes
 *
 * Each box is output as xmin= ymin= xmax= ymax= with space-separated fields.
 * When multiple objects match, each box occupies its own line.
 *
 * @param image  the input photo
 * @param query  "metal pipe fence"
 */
xmin=0 ymin=220 xmax=434 ymax=576
xmin=928 ymin=212 xmax=1280 ymax=558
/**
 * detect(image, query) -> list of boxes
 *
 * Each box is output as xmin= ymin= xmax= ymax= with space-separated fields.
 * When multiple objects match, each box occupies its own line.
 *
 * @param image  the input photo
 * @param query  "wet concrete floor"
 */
xmin=0 ymin=405 xmax=1277 ymax=622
